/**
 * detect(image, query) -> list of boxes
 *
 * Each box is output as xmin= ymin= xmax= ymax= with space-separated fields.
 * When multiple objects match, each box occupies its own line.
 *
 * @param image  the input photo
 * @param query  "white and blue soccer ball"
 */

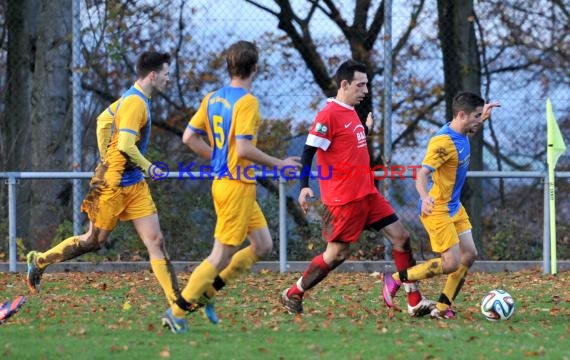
xmin=480 ymin=289 xmax=515 ymax=321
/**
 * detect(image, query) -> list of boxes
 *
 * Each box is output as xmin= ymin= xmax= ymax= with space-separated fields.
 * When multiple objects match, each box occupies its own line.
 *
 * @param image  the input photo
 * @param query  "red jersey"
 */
xmin=306 ymin=99 xmax=376 ymax=206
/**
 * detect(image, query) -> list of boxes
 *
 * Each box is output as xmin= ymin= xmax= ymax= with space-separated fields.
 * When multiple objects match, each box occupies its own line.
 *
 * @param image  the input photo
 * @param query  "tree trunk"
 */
xmin=437 ymin=0 xmax=485 ymax=257
xmin=29 ymin=0 xmax=72 ymax=247
xmin=1 ymin=0 xmax=39 ymax=239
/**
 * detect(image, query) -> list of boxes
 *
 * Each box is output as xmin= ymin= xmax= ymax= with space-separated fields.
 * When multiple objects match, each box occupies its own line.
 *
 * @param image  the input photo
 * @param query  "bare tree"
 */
xmin=436 ymin=0 xmax=486 ymax=256
xmin=1 ymin=0 xmax=39 ymax=238
xmin=28 ymin=0 xmax=72 ymax=245
xmin=245 ymin=0 xmax=425 ymax=146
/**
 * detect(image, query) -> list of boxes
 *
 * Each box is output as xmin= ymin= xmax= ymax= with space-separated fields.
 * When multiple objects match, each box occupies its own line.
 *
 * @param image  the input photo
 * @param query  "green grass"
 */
xmin=1 ymin=269 xmax=568 ymax=359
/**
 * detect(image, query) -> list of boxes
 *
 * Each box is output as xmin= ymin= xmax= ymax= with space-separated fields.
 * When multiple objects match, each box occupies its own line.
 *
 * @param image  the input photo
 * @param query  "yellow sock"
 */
xmin=200 ymin=247 xmax=258 ymax=301
xmin=173 ymin=260 xmax=218 ymax=317
xmin=393 ymin=258 xmax=443 ymax=282
xmin=436 ymin=264 xmax=469 ymax=310
xmin=219 ymin=246 xmax=258 ymax=284
xmin=35 ymin=236 xmax=82 ymax=268
xmin=150 ymin=258 xmax=180 ymax=307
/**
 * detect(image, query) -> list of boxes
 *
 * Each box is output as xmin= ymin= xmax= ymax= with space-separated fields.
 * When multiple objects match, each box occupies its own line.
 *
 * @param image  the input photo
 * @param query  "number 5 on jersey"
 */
xmin=213 ymin=115 xmax=225 ymax=149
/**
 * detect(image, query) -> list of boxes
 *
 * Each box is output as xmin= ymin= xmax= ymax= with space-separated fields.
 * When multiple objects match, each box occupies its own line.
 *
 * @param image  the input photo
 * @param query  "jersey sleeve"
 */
xmin=117 ymin=131 xmax=152 ymax=174
xmin=234 ymin=94 xmax=260 ymax=140
xmin=305 ymin=110 xmax=333 ymax=151
xmin=116 ymin=95 xmax=148 ymax=135
xmin=96 ymin=99 xmax=120 ymax=158
xmin=188 ymin=93 xmax=211 ymax=136
xmin=422 ymin=135 xmax=454 ymax=171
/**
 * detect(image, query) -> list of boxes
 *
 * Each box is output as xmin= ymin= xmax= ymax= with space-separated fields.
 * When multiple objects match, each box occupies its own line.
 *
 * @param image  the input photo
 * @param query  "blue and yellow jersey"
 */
xmin=420 ymin=123 xmax=470 ymax=216
xmin=99 ymin=83 xmax=152 ymax=187
xmin=187 ymin=86 xmax=260 ymax=183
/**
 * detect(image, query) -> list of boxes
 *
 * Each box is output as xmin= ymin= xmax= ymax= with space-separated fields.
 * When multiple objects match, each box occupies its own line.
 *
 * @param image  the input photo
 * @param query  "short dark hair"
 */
xmin=226 ymin=41 xmax=258 ymax=79
xmin=335 ymin=60 xmax=367 ymax=88
xmin=452 ymin=92 xmax=485 ymax=117
xmin=136 ymin=51 xmax=171 ymax=78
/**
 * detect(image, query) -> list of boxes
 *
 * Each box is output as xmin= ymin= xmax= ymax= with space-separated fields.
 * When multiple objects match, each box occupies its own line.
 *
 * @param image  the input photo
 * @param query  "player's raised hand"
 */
xmin=298 ymin=187 xmax=315 ymax=215
xmin=421 ymin=195 xmax=435 ymax=216
xmin=482 ymin=101 xmax=501 ymax=121
xmin=366 ymin=112 xmax=374 ymax=130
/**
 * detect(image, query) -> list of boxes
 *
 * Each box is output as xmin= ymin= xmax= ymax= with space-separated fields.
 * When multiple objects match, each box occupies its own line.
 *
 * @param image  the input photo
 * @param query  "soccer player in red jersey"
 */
xmin=280 ymin=60 xmax=433 ymax=316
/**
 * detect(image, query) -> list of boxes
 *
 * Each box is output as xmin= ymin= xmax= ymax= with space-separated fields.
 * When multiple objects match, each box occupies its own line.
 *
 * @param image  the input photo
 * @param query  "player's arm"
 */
xmin=364 ymin=112 xmax=374 ymax=135
xmin=117 ymin=131 xmax=153 ymax=175
xmin=96 ymin=100 xmax=119 ymax=159
xmin=183 ymin=125 xmax=212 ymax=160
xmin=183 ymin=94 xmax=213 ymax=160
xmin=416 ymin=166 xmax=434 ymax=215
xmin=417 ymin=135 xmax=452 ymax=215
xmin=236 ymin=139 xmax=299 ymax=170
xmin=297 ymin=144 xmax=317 ymax=214
xmin=482 ymin=101 xmax=501 ymax=121
xmin=299 ymin=145 xmax=317 ymax=190
xmin=235 ymin=95 xmax=300 ymax=170
xmin=116 ymin=97 xmax=153 ymax=175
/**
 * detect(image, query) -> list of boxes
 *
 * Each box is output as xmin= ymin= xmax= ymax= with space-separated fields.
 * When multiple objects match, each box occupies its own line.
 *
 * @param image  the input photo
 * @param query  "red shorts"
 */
xmin=322 ymin=191 xmax=396 ymax=243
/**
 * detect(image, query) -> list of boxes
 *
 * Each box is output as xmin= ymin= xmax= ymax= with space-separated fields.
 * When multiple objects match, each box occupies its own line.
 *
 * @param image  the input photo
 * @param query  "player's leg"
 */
xmin=207 ymin=202 xmax=270 ymax=297
xmin=434 ymin=231 xmax=477 ymax=317
xmin=0 ymin=295 xmax=26 ymax=324
xmin=173 ymin=240 xmax=237 ymax=315
xmin=281 ymin=241 xmax=351 ymax=314
xmin=281 ymin=200 xmax=363 ymax=314
xmin=26 ymin=179 xmax=122 ymax=293
xmin=27 ymin=221 xmax=111 ymax=293
xmin=381 ymin=220 xmax=434 ymax=314
xmin=432 ymin=206 xmax=476 ymax=317
xmin=191 ymin=211 xmax=270 ymax=325
xmin=366 ymin=193 xmax=421 ymax=301
xmin=132 ymin=213 xmax=180 ymax=307
xmin=384 ymin=213 xmax=462 ymax=315
xmin=163 ymin=240 xmax=237 ymax=334
xmin=122 ymin=181 xmax=180 ymax=307
xmin=365 ymin=191 xmax=429 ymax=313
xmin=390 ymin=243 xmax=460 ymax=283
xmin=164 ymin=180 xmax=253 ymax=332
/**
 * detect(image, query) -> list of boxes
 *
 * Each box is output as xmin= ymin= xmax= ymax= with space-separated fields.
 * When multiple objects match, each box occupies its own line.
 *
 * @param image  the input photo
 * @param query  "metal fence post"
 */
xmin=543 ymin=172 xmax=550 ymax=274
xmin=279 ymin=176 xmax=287 ymax=273
xmin=382 ymin=0 xmax=394 ymax=260
xmin=7 ymin=175 xmax=17 ymax=272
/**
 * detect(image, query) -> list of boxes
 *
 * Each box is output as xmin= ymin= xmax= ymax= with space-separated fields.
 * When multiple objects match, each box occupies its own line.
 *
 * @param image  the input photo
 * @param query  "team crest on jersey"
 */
xmin=315 ymin=122 xmax=328 ymax=135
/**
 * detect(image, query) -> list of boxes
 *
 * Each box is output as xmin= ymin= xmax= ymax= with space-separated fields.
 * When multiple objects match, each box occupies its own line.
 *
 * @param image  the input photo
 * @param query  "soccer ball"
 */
xmin=480 ymin=289 xmax=515 ymax=321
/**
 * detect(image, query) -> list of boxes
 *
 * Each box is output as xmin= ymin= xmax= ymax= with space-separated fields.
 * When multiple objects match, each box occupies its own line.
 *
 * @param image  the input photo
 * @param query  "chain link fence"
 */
xmin=0 ymin=0 xmax=568 ymax=262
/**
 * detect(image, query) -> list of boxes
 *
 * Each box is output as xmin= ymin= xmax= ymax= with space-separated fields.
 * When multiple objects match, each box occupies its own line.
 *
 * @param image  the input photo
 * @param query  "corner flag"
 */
xmin=547 ymin=99 xmax=567 ymax=166
xmin=546 ymin=98 xmax=567 ymax=274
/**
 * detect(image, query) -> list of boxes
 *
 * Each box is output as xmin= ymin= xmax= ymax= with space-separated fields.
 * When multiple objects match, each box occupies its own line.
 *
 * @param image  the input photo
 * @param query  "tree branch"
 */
xmin=174 ymin=1 xmax=187 ymax=109
xmin=391 ymin=95 xmax=445 ymax=147
xmin=392 ymin=0 xmax=425 ymax=59
xmin=81 ymin=81 xmax=116 ymax=103
xmin=262 ymin=0 xmax=336 ymax=96
xmin=353 ymin=0 xmax=371 ymax=34
xmin=319 ymin=0 xmax=352 ymax=39
xmin=244 ymin=0 xmax=279 ymax=16
xmin=366 ymin=0 xmax=385 ymax=51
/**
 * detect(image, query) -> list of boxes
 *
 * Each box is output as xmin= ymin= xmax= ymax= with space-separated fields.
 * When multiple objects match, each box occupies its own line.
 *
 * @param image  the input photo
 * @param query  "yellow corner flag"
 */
xmin=547 ymin=99 xmax=567 ymax=165
xmin=546 ymin=98 xmax=567 ymax=275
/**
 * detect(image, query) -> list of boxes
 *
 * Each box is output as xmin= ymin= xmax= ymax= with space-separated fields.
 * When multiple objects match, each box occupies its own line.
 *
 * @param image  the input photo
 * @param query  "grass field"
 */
xmin=1 ymin=268 xmax=568 ymax=359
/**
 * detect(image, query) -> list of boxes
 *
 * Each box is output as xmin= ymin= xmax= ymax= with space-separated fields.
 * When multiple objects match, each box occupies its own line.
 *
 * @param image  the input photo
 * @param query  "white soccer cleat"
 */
xmin=408 ymin=297 xmax=436 ymax=317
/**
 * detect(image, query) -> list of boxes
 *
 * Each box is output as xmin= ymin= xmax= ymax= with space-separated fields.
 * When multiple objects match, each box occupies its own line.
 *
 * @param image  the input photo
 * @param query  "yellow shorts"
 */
xmin=81 ymin=179 xmax=157 ymax=231
xmin=212 ymin=179 xmax=267 ymax=246
xmin=420 ymin=205 xmax=472 ymax=253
